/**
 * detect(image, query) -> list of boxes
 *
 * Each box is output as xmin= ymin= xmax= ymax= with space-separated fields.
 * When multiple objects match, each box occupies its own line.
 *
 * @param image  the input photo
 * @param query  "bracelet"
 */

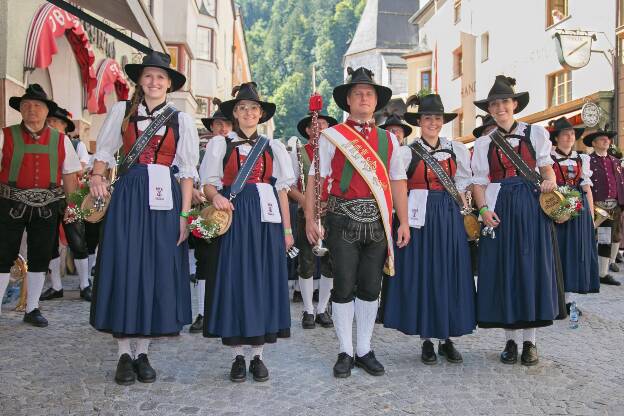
xmin=90 ymin=173 xmax=106 ymax=180
xmin=479 ymin=205 xmax=489 ymax=216
xmin=180 ymin=211 xmax=190 ymax=218
xmin=284 ymin=228 xmax=293 ymax=236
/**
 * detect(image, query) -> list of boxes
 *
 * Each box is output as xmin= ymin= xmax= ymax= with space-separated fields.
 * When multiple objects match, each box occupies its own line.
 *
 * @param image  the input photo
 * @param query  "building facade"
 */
xmin=404 ymin=0 xmax=616 ymax=146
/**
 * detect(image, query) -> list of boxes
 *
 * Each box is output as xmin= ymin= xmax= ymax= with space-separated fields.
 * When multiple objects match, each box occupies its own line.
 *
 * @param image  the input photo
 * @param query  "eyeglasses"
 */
xmin=235 ymin=104 xmax=262 ymax=113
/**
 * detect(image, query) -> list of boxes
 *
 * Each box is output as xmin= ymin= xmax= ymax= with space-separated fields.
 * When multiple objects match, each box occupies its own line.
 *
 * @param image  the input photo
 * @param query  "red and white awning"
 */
xmin=25 ymin=3 xmax=97 ymax=96
xmin=88 ymin=58 xmax=130 ymax=114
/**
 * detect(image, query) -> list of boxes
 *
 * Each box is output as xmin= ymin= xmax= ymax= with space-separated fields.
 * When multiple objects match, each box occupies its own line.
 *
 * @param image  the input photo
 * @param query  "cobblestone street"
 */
xmin=1 ymin=273 xmax=624 ymax=416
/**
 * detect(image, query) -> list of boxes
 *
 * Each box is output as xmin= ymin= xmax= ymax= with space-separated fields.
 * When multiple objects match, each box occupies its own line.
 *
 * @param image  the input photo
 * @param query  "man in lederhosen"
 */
xmin=290 ymin=111 xmax=337 ymax=329
xmin=41 ymin=105 xmax=92 ymax=302
xmin=584 ymin=126 xmax=624 ymax=286
xmin=379 ymin=112 xmax=412 ymax=146
xmin=306 ymin=67 xmax=410 ymax=377
xmin=188 ymin=99 xmax=233 ymax=333
xmin=0 ymin=84 xmax=81 ymax=326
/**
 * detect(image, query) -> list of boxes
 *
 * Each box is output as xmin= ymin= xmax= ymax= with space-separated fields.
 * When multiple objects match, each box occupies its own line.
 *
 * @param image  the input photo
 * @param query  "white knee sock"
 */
xmin=316 ymin=275 xmax=333 ymax=314
xmin=26 ymin=272 xmax=45 ymax=313
xmin=332 ymin=301 xmax=354 ymax=357
xmin=197 ymin=280 xmax=206 ymax=316
xmin=505 ymin=329 xmax=518 ymax=342
xmin=231 ymin=345 xmax=244 ymax=359
xmin=250 ymin=345 xmax=264 ymax=359
xmin=0 ymin=273 xmax=10 ymax=315
xmin=298 ymin=277 xmax=315 ymax=314
xmin=87 ymin=254 xmax=96 ymax=274
xmin=599 ymin=256 xmax=610 ymax=277
xmin=117 ymin=338 xmax=132 ymax=357
xmin=188 ymin=249 xmax=196 ymax=275
xmin=135 ymin=338 xmax=151 ymax=356
xmin=75 ymin=258 xmax=90 ymax=290
xmin=294 ymin=280 xmax=300 ymax=291
xmin=313 ymin=279 xmax=319 ymax=291
xmin=610 ymin=243 xmax=620 ymax=263
xmin=355 ymin=297 xmax=378 ymax=357
xmin=523 ymin=328 xmax=536 ymax=345
xmin=48 ymin=257 xmax=62 ymax=291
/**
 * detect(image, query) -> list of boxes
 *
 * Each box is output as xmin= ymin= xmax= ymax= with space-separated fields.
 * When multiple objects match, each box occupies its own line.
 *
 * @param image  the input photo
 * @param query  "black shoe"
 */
xmin=23 ymin=309 xmax=48 ymax=327
xmin=115 ymin=353 xmax=135 ymax=385
xmin=315 ymin=312 xmax=334 ymax=328
xmin=39 ymin=288 xmax=63 ymax=301
xmin=421 ymin=340 xmax=437 ymax=365
xmin=610 ymin=262 xmax=620 ymax=273
xmin=249 ymin=356 xmax=269 ymax=382
xmin=301 ymin=311 xmax=316 ymax=329
xmin=79 ymin=285 xmax=92 ymax=302
xmin=189 ymin=314 xmax=204 ymax=333
xmin=500 ymin=340 xmax=518 ymax=364
xmin=292 ymin=290 xmax=303 ymax=303
xmin=600 ymin=274 xmax=621 ymax=286
xmin=333 ymin=352 xmax=354 ymax=378
xmin=355 ymin=350 xmax=385 ymax=376
xmin=313 ymin=289 xmax=319 ymax=302
xmin=133 ymin=353 xmax=156 ymax=383
xmin=565 ymin=302 xmax=583 ymax=317
xmin=617 ymin=252 xmax=624 ymax=264
xmin=230 ymin=355 xmax=246 ymax=382
xmin=520 ymin=341 xmax=539 ymax=366
xmin=438 ymin=339 xmax=463 ymax=363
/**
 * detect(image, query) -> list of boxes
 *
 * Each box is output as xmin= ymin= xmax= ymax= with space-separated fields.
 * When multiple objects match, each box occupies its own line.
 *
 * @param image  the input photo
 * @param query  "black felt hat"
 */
xmin=472 ymin=114 xmax=496 ymax=138
xmin=201 ymin=98 xmax=232 ymax=131
xmin=9 ymin=84 xmax=57 ymax=113
xmin=332 ymin=66 xmax=392 ymax=113
xmin=125 ymin=51 xmax=186 ymax=92
xmin=379 ymin=112 xmax=413 ymax=137
xmin=403 ymin=94 xmax=457 ymax=126
xmin=219 ymin=82 xmax=276 ymax=124
xmin=296 ymin=113 xmax=338 ymax=139
xmin=48 ymin=106 xmax=76 ymax=133
xmin=473 ymin=75 xmax=529 ymax=114
xmin=547 ymin=116 xmax=585 ymax=144
xmin=583 ymin=124 xmax=617 ymax=147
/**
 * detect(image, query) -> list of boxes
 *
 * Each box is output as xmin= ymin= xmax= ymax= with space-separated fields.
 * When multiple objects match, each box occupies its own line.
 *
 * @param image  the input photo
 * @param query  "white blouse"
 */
xmin=551 ymin=149 xmax=593 ymax=187
xmin=310 ymin=126 xmax=407 ymax=180
xmin=93 ymin=101 xmax=199 ymax=180
xmin=199 ymin=131 xmax=296 ymax=192
xmin=471 ymin=122 xmax=553 ymax=186
xmin=401 ymin=137 xmax=473 ymax=192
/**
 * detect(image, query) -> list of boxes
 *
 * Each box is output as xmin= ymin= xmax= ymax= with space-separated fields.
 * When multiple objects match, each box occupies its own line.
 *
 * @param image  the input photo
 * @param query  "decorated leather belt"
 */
xmin=327 ymin=196 xmax=380 ymax=223
xmin=0 ymin=183 xmax=64 ymax=207
xmin=596 ymin=199 xmax=618 ymax=211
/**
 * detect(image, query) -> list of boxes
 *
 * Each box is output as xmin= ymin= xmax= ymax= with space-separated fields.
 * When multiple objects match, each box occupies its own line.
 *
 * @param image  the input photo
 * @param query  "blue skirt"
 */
xmin=555 ymin=192 xmax=600 ymax=294
xmin=205 ymin=183 xmax=291 ymax=345
xmin=90 ymin=164 xmax=192 ymax=337
xmin=384 ymin=191 xmax=476 ymax=339
xmin=477 ymin=177 xmax=564 ymax=329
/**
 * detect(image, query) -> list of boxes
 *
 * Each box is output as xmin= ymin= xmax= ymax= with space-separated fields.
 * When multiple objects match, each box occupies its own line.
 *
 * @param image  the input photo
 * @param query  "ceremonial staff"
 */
xmin=308 ymin=89 xmax=328 ymax=256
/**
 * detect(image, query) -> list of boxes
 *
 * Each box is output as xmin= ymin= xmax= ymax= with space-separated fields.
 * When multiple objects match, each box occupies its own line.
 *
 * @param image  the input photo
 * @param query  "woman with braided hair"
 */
xmin=89 ymin=52 xmax=199 ymax=385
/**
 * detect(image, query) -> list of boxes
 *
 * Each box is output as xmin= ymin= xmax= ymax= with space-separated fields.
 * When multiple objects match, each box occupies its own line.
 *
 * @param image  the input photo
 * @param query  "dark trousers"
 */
xmin=295 ymin=208 xmax=333 ymax=279
xmin=324 ymin=212 xmax=387 ymax=303
xmin=0 ymin=198 xmax=60 ymax=273
xmin=597 ymin=205 xmax=622 ymax=257
xmin=51 ymin=216 xmax=89 ymax=260
xmin=84 ymin=221 xmax=102 ymax=255
xmin=193 ymin=236 xmax=220 ymax=322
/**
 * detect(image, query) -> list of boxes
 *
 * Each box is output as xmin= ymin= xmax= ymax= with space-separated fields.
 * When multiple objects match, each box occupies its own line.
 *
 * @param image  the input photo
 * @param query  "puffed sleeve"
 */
xmin=172 ymin=112 xmax=200 ymax=180
xmin=287 ymin=137 xmax=300 ymax=178
xmin=452 ymin=140 xmax=472 ymax=192
xmin=93 ymin=101 xmax=126 ymax=167
xmin=530 ymin=124 xmax=554 ymax=167
xmin=199 ymin=136 xmax=226 ymax=189
xmin=270 ymin=139 xmax=297 ymax=191
xmin=399 ymin=145 xmax=412 ymax=173
xmin=388 ymin=133 xmax=407 ymax=180
xmin=471 ymin=137 xmax=491 ymax=186
xmin=309 ymin=133 xmax=335 ymax=177
xmin=580 ymin=153 xmax=593 ymax=187
xmin=62 ymin=135 xmax=82 ymax=174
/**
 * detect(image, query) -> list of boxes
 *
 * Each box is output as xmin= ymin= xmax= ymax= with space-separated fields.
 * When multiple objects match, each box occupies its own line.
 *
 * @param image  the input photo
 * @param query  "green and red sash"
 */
xmin=322 ymin=123 xmax=395 ymax=276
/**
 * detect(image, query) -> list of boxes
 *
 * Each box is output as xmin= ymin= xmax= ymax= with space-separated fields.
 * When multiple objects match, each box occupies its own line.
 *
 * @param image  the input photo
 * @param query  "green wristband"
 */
xmin=284 ymin=228 xmax=293 ymax=236
xmin=479 ymin=206 xmax=489 ymax=216
xmin=180 ymin=211 xmax=190 ymax=218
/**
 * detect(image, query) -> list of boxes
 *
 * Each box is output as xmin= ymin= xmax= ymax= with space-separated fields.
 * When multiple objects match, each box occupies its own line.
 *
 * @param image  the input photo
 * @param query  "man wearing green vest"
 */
xmin=290 ymin=112 xmax=337 ymax=330
xmin=0 ymin=84 xmax=81 ymax=327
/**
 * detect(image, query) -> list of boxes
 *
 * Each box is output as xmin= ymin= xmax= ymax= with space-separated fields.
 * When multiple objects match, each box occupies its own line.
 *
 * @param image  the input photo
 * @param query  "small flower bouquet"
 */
xmin=65 ymin=186 xmax=92 ymax=223
xmin=187 ymin=208 xmax=221 ymax=242
xmin=551 ymin=185 xmax=583 ymax=223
